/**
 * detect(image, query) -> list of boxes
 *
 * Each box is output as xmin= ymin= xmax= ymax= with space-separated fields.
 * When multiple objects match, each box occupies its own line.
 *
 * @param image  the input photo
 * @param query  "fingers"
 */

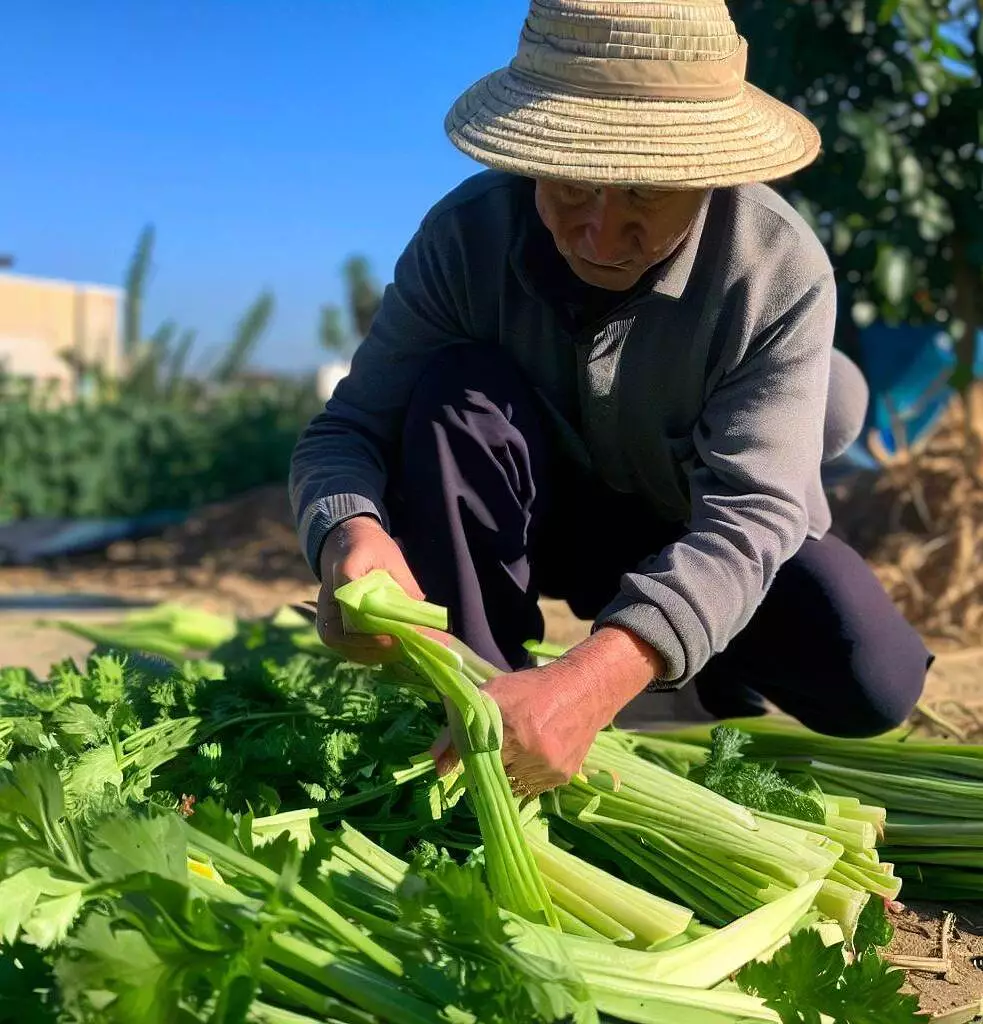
xmin=315 ymin=586 xmax=399 ymax=664
xmin=429 ymin=727 xmax=461 ymax=777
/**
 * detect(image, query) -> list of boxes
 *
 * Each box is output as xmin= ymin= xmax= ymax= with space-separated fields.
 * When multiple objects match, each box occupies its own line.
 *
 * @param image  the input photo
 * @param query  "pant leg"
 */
xmin=388 ymin=342 xmax=678 ymax=672
xmin=388 ymin=343 xmax=550 ymax=672
xmin=692 ymin=532 xmax=932 ymax=737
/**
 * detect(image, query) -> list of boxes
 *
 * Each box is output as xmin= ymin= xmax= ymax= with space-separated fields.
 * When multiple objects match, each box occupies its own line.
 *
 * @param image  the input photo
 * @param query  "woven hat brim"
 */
xmin=445 ymin=67 xmax=821 ymax=189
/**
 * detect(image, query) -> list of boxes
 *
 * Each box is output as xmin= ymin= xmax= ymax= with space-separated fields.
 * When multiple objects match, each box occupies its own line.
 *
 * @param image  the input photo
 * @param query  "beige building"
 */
xmin=0 ymin=271 xmax=123 ymax=402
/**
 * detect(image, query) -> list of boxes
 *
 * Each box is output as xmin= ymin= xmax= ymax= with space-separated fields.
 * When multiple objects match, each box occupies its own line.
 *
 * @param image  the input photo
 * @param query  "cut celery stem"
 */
xmin=529 ymin=833 xmax=693 ymax=946
xmin=552 ymin=904 xmax=611 ymax=940
xmin=586 ymin=976 xmax=781 ymax=1023
xmin=258 ymin=968 xmax=379 ymax=1024
xmin=265 ymin=934 xmax=442 ymax=1024
xmin=543 ymin=874 xmax=636 ymax=943
xmin=814 ymin=879 xmax=868 ymax=942
xmin=755 ymin=810 xmax=875 ymax=854
xmin=828 ymin=861 xmax=902 ymax=900
xmin=561 ymin=882 xmax=821 ymax=990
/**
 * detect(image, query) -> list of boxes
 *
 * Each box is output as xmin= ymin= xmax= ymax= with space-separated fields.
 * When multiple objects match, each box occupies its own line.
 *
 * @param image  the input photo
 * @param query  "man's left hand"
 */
xmin=431 ymin=626 xmax=666 ymax=796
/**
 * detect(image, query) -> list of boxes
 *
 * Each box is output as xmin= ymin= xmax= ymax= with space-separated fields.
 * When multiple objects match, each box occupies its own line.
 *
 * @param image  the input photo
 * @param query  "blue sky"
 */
xmin=0 ymin=1 xmax=530 ymax=373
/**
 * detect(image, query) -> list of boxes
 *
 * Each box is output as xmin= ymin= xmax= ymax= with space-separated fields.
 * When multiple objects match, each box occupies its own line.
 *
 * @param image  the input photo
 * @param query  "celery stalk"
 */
xmin=334 ymin=570 xmax=558 ymax=928
xmin=585 ymin=976 xmax=781 ymax=1023
xmin=542 ymin=874 xmax=636 ymax=943
xmin=561 ymin=881 xmax=822 ymax=989
xmin=814 ymin=879 xmax=868 ymax=942
xmin=528 ymin=833 xmax=693 ymax=947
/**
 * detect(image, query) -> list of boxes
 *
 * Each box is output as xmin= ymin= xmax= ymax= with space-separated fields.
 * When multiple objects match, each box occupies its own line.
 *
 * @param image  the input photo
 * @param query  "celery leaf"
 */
xmin=738 ymin=929 xmax=929 ymax=1023
xmin=697 ymin=726 xmax=826 ymax=823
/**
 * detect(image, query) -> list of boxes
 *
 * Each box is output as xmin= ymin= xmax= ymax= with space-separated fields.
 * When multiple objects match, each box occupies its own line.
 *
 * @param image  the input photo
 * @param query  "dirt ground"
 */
xmin=2 ymin=481 xmax=983 ymax=1016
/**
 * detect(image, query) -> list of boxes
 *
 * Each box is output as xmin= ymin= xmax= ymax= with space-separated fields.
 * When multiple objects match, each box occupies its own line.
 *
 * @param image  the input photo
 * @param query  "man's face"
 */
xmin=534 ymin=179 xmax=709 ymax=291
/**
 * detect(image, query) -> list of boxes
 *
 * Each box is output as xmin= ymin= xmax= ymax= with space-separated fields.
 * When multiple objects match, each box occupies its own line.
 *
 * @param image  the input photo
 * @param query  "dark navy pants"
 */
xmin=386 ymin=344 xmax=931 ymax=738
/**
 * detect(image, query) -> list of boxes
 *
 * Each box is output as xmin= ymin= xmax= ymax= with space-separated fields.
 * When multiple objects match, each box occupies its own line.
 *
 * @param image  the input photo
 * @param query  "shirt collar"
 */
xmin=646 ymin=190 xmax=713 ymax=300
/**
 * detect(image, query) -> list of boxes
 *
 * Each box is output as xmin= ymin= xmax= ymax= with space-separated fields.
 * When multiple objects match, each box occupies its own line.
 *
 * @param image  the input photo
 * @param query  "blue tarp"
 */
xmin=0 ymin=510 xmax=188 ymax=566
xmin=838 ymin=324 xmax=983 ymax=472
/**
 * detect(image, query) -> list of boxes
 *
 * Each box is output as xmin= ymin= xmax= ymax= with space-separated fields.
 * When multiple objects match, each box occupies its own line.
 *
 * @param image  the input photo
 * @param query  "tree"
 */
xmin=109 ymin=226 xmax=277 ymax=399
xmin=209 ymin=291 xmax=276 ymax=384
xmin=318 ymin=255 xmax=384 ymax=356
xmin=729 ymin=0 xmax=982 ymax=450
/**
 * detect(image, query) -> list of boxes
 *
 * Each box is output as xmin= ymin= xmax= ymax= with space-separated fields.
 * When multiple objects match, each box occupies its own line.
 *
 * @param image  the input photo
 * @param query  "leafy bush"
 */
xmin=0 ymin=381 xmax=319 ymax=521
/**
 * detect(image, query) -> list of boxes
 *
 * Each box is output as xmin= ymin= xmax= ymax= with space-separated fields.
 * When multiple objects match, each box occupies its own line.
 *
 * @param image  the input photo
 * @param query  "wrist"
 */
xmin=318 ymin=514 xmax=383 ymax=577
xmin=546 ymin=626 xmax=666 ymax=725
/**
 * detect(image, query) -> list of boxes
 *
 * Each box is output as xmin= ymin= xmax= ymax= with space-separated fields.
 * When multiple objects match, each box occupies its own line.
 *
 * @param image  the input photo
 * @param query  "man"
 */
xmin=290 ymin=0 xmax=931 ymax=796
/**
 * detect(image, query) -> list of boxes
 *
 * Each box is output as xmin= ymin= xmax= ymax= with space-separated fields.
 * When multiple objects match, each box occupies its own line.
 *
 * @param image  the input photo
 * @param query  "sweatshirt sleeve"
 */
xmin=594 ymin=272 xmax=837 ymax=686
xmin=288 ymin=217 xmax=469 ymax=579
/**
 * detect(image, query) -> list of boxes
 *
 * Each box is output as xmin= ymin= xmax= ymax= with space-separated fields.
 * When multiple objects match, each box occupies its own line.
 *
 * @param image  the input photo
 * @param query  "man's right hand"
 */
xmin=316 ymin=515 xmax=426 ymax=664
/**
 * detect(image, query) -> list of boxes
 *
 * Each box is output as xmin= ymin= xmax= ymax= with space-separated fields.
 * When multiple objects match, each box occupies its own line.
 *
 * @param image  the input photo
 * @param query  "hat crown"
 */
xmin=511 ymin=0 xmax=747 ymax=100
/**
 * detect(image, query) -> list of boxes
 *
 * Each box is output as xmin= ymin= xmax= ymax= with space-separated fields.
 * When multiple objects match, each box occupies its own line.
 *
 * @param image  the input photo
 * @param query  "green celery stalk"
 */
xmin=584 ymin=976 xmax=781 ymax=1023
xmin=552 ymin=905 xmax=611 ymax=940
xmin=840 ymin=849 xmax=893 ymax=875
xmin=884 ymin=816 xmax=983 ymax=847
xmin=528 ymin=833 xmax=693 ymax=947
xmin=895 ymin=864 xmax=983 ymax=899
xmin=562 ymin=817 xmax=748 ymax=925
xmin=257 ymin=969 xmax=380 ymax=1024
xmin=824 ymin=795 xmax=886 ymax=833
xmin=814 ymin=879 xmax=868 ymax=942
xmin=265 ymin=935 xmax=443 ymax=1024
xmin=558 ymin=881 xmax=822 ymax=989
xmin=827 ymin=861 xmax=902 ymax=900
xmin=542 ymin=874 xmax=636 ymax=943
xmin=186 ymin=826 xmax=401 ymax=976
xmin=334 ymin=570 xmax=558 ymax=928
xmin=806 ymin=762 xmax=983 ymax=819
xmin=754 ymin=811 xmax=875 ymax=854
xmin=883 ymin=848 xmax=983 ymax=868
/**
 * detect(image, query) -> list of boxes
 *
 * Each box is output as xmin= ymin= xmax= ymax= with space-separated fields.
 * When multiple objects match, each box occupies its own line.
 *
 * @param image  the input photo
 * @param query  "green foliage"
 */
xmin=0 ymin=607 xmax=938 ymax=1023
xmin=695 ymin=726 xmax=827 ymax=823
xmin=729 ymin=0 xmax=982 ymax=370
xmin=0 ymin=382 xmax=317 ymax=521
xmin=208 ymin=291 xmax=276 ymax=385
xmin=318 ymin=256 xmax=383 ymax=355
xmin=738 ymin=928 xmax=928 ymax=1023
xmin=853 ymin=894 xmax=896 ymax=953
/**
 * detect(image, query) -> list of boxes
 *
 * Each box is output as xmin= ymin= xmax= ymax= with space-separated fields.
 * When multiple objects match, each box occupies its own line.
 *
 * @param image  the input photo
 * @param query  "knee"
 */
xmin=823 ymin=626 xmax=931 ymax=738
xmin=781 ymin=536 xmax=930 ymax=738
xmin=823 ymin=349 xmax=869 ymax=462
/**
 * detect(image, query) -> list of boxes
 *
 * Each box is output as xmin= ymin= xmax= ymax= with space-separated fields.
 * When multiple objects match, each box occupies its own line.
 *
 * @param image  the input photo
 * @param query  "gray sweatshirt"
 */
xmin=289 ymin=171 xmax=838 ymax=687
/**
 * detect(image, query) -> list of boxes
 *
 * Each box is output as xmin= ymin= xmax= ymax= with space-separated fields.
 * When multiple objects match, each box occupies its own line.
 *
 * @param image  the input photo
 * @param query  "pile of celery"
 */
xmin=335 ymin=573 xmax=881 ymax=943
xmin=661 ymin=717 xmax=983 ymax=901
xmin=13 ymin=572 xmax=938 ymax=1021
xmin=325 ymin=569 xmax=856 ymax=1015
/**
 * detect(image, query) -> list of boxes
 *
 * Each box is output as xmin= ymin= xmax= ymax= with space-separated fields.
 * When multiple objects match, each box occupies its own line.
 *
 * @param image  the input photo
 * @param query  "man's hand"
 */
xmin=432 ymin=626 xmax=666 ymax=796
xmin=316 ymin=515 xmax=426 ymax=664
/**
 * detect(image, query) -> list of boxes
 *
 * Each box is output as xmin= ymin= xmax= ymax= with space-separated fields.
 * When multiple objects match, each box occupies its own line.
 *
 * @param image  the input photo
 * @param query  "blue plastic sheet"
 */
xmin=0 ymin=510 xmax=188 ymax=566
xmin=837 ymin=324 xmax=983 ymax=472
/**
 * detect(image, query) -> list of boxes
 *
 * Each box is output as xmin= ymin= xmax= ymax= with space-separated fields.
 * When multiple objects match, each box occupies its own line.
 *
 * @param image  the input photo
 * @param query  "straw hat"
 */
xmin=444 ymin=0 xmax=821 ymax=189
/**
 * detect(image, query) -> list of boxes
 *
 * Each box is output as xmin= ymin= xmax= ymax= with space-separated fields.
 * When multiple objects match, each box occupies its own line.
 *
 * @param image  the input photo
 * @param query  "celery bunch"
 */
xmin=664 ymin=716 xmax=983 ymax=901
xmin=334 ymin=570 xmax=558 ymax=927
